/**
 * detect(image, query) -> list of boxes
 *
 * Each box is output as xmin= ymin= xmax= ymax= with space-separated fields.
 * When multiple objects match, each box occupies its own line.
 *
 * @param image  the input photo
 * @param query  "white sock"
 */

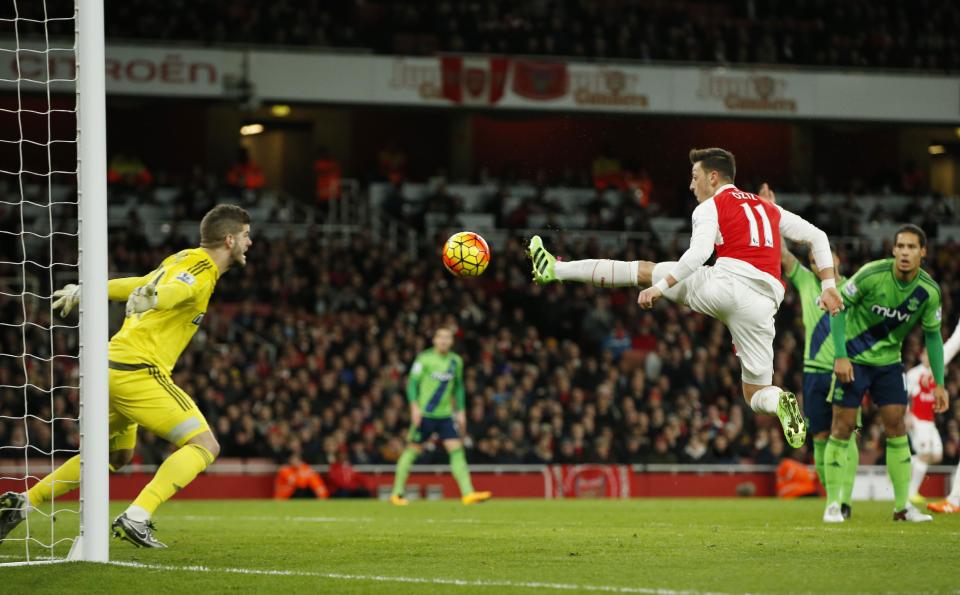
xmin=750 ymin=385 xmax=781 ymax=415
xmin=909 ymin=456 xmax=927 ymax=497
xmin=948 ymin=463 xmax=960 ymax=506
xmin=554 ymin=259 xmax=639 ymax=287
xmin=124 ymin=504 xmax=151 ymax=523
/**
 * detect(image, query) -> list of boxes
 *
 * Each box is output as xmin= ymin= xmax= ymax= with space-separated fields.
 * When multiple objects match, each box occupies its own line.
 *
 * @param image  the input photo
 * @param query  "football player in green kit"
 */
xmin=824 ymin=224 xmax=949 ymax=523
xmin=764 ymin=183 xmax=858 ymax=519
xmin=391 ymin=327 xmax=492 ymax=505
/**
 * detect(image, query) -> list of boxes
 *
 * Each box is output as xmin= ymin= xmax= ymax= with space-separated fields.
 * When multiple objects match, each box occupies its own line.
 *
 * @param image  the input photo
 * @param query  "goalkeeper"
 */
xmin=0 ymin=204 xmax=251 ymax=549
xmin=390 ymin=327 xmax=491 ymax=505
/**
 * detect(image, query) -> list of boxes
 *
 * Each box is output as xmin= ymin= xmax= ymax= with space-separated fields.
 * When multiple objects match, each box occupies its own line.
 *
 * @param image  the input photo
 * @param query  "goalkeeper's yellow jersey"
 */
xmin=109 ymin=248 xmax=220 ymax=376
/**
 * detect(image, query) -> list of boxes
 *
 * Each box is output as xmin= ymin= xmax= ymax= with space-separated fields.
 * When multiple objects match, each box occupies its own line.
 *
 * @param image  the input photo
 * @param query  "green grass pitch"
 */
xmin=2 ymin=499 xmax=957 ymax=593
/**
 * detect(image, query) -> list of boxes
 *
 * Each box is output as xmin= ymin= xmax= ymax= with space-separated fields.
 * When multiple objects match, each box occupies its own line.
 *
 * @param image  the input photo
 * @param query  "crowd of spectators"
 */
xmin=6 ymin=197 xmax=959 ymax=474
xmin=21 ymin=0 xmax=960 ymax=72
xmin=131 ymin=227 xmax=960 ymax=469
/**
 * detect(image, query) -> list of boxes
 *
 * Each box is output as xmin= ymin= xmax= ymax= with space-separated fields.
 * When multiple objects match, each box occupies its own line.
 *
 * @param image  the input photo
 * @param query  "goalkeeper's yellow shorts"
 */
xmin=107 ymin=361 xmax=210 ymax=451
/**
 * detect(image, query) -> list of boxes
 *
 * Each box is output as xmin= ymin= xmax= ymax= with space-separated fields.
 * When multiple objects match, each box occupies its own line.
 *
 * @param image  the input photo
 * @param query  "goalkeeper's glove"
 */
xmin=125 ymin=281 xmax=159 ymax=317
xmin=51 ymin=283 xmax=80 ymax=317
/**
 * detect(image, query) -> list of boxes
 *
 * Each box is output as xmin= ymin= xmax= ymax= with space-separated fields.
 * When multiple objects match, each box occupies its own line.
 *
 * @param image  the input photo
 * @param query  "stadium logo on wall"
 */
xmin=697 ymin=70 xmax=797 ymax=113
xmin=511 ymin=60 xmax=568 ymax=101
xmin=572 ymin=68 xmax=648 ymax=108
xmin=440 ymin=57 xmax=509 ymax=105
xmin=553 ymin=465 xmax=630 ymax=498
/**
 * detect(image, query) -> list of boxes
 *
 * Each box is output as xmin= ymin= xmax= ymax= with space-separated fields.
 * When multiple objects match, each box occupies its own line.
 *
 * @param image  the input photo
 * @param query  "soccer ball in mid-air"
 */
xmin=442 ymin=231 xmax=490 ymax=277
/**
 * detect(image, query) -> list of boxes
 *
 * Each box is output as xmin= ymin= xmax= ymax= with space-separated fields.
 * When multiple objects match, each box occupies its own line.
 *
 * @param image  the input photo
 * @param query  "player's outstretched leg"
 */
xmin=0 ymin=454 xmax=84 ymax=542
xmin=114 ymin=438 xmax=217 ymax=547
xmin=0 ymin=492 xmax=27 ymax=545
xmin=527 ymin=236 xmax=645 ymax=288
xmin=527 ymin=236 xmax=557 ymax=284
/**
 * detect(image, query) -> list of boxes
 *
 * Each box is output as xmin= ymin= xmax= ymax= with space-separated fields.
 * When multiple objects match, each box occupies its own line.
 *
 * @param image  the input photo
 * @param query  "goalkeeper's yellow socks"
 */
xmin=391 ymin=448 xmax=417 ymax=497
xmin=823 ymin=436 xmax=848 ymax=505
xmin=449 ymin=447 xmax=474 ymax=495
xmin=27 ymin=454 xmax=80 ymax=507
xmin=886 ymin=435 xmax=912 ymax=511
xmin=129 ymin=443 xmax=213 ymax=519
xmin=841 ymin=436 xmax=859 ymax=506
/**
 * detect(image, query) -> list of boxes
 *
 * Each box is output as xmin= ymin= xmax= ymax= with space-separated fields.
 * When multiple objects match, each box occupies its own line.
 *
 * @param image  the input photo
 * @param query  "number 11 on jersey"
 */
xmin=741 ymin=203 xmax=774 ymax=247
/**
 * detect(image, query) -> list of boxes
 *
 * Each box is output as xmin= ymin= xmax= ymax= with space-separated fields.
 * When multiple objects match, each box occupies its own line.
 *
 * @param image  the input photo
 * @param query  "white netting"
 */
xmin=0 ymin=0 xmax=81 ymax=563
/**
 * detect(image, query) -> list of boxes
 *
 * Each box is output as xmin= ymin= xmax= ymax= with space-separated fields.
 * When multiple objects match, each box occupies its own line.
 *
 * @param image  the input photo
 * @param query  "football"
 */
xmin=441 ymin=231 xmax=490 ymax=277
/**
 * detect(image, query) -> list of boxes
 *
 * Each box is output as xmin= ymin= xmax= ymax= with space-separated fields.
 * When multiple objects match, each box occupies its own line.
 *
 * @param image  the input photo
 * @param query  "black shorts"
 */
xmin=408 ymin=416 xmax=459 ymax=444
xmin=802 ymin=371 xmax=834 ymax=435
xmin=831 ymin=362 xmax=907 ymax=408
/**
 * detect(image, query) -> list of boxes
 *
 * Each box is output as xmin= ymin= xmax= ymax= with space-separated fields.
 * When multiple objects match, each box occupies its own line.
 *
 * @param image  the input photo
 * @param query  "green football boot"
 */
xmin=527 ymin=236 xmax=558 ymax=285
xmin=777 ymin=391 xmax=807 ymax=448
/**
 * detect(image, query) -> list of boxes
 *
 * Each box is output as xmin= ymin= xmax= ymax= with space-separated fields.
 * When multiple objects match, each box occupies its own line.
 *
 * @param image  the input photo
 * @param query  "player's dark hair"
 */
xmin=894 ymin=223 xmax=926 ymax=248
xmin=689 ymin=147 xmax=736 ymax=182
xmin=200 ymin=204 xmax=251 ymax=248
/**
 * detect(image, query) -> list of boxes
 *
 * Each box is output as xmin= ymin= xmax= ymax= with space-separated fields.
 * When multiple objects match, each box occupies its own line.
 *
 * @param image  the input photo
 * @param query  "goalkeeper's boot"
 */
xmin=462 ymin=491 xmax=492 ymax=505
xmin=840 ymin=503 xmax=852 ymax=520
xmin=776 ymin=391 xmax=806 ymax=449
xmin=527 ymin=236 xmax=558 ymax=285
xmin=893 ymin=504 xmax=932 ymax=522
xmin=389 ymin=494 xmax=409 ymax=506
xmin=927 ymin=499 xmax=960 ymax=514
xmin=0 ymin=492 xmax=27 ymax=545
xmin=822 ymin=502 xmax=844 ymax=523
xmin=112 ymin=513 xmax=167 ymax=548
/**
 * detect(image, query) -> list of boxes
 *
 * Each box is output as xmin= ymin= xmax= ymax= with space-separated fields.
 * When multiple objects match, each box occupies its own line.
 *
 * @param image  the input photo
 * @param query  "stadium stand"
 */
xmin=4 ymin=177 xmax=958 ymax=472
xmin=20 ymin=0 xmax=960 ymax=72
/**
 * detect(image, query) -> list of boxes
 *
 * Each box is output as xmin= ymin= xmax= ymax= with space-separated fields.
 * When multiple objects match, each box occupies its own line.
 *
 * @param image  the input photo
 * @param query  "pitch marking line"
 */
xmin=105 ymin=560 xmax=722 ymax=594
xmin=168 ymin=514 xmax=483 ymax=525
xmin=170 ymin=515 xmax=375 ymax=523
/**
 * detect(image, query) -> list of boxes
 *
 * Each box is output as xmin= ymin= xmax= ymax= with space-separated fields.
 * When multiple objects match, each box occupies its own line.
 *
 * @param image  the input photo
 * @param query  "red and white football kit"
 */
xmin=906 ymin=321 xmax=960 ymax=457
xmin=653 ymin=184 xmax=833 ymax=385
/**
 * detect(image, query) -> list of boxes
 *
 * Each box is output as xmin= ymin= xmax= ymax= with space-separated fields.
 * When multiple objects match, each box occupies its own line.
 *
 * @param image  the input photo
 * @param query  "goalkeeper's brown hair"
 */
xmin=200 ymin=204 xmax=251 ymax=248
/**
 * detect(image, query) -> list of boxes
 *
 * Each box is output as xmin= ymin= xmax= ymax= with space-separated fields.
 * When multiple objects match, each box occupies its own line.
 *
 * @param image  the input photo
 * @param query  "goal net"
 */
xmin=0 ymin=0 xmax=108 ymax=565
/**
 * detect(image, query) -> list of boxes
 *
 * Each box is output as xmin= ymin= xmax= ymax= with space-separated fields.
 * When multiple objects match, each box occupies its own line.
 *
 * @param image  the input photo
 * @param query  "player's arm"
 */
xmin=757 ymin=183 xmax=801 ymax=276
xmin=406 ymin=357 xmax=423 ymax=427
xmin=830 ymin=307 xmax=854 ymax=383
xmin=921 ymin=289 xmax=948 ymax=413
xmin=782 ymin=244 xmax=799 ymax=278
xmin=944 ymin=318 xmax=960 ymax=366
xmin=639 ymin=199 xmax=717 ymax=308
xmin=108 ymin=274 xmax=153 ymax=301
xmin=50 ymin=270 xmax=155 ymax=317
xmin=125 ymin=263 xmax=212 ymax=316
xmin=830 ymin=262 xmax=880 ymax=383
xmin=776 ymin=206 xmax=842 ymax=315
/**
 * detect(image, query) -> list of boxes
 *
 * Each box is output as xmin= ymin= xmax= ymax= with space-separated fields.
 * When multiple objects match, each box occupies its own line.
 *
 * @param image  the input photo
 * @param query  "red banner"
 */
xmin=511 ymin=60 xmax=568 ymax=101
xmin=440 ymin=56 xmax=509 ymax=105
xmin=0 ymin=466 xmax=947 ymax=500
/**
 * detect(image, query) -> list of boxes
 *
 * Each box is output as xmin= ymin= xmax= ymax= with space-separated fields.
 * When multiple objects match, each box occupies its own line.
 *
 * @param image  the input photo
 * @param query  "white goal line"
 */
xmin=102 ymin=560 xmax=717 ymax=595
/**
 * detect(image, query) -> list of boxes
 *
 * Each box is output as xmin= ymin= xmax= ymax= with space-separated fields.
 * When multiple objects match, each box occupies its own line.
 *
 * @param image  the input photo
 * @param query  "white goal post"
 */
xmin=72 ymin=0 xmax=109 ymax=563
xmin=0 ymin=0 xmax=108 ymax=565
